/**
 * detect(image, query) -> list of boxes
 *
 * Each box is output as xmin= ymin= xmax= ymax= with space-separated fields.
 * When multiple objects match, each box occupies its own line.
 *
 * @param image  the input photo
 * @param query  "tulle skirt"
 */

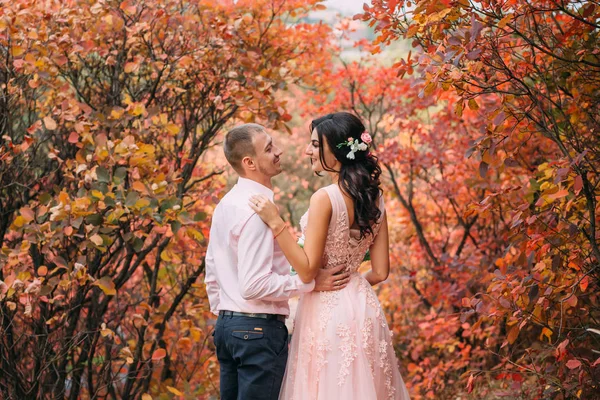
xmin=280 ymin=274 xmax=410 ymax=400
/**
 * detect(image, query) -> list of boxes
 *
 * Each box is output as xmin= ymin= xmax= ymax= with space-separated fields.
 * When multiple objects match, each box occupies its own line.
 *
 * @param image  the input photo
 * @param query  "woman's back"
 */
xmin=299 ymin=184 xmax=384 ymax=274
xmin=284 ymin=184 xmax=410 ymax=400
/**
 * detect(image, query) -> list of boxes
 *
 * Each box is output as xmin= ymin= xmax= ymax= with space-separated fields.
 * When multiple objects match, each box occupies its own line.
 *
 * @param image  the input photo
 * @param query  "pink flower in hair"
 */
xmin=361 ymin=132 xmax=372 ymax=144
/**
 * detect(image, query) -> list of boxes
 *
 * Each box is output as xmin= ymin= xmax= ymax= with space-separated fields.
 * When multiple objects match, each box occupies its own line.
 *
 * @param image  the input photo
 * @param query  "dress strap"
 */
xmin=322 ymin=185 xmax=346 ymax=227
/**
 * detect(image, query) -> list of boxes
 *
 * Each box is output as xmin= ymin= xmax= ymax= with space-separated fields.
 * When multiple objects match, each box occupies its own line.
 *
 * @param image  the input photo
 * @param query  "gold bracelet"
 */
xmin=273 ymin=224 xmax=286 ymax=239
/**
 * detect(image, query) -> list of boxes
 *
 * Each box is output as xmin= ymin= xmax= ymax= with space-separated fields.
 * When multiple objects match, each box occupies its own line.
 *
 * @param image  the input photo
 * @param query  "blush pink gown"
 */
xmin=280 ymin=185 xmax=410 ymax=400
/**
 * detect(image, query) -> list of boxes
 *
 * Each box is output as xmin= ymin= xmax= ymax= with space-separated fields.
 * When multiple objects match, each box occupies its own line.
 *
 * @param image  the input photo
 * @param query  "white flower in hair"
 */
xmin=337 ymin=134 xmax=370 ymax=159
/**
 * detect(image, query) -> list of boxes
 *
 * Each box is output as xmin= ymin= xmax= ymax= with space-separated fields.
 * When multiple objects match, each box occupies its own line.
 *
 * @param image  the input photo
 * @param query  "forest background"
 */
xmin=1 ymin=0 xmax=598 ymax=399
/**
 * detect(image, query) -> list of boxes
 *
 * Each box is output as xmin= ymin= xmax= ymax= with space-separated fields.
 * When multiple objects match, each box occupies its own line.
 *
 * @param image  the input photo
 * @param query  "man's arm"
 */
xmin=237 ymin=214 xmax=315 ymax=301
xmin=204 ymin=240 xmax=220 ymax=315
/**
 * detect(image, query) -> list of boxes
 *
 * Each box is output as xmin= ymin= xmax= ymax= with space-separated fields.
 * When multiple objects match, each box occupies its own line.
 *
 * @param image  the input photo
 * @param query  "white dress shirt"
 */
xmin=204 ymin=177 xmax=315 ymax=316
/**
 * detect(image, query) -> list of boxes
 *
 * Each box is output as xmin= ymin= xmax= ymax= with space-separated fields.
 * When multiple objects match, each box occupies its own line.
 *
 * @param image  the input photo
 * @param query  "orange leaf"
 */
xmin=574 ymin=175 xmax=583 ymax=193
xmin=132 ymin=181 xmax=147 ymax=193
xmin=507 ymin=325 xmax=519 ymax=344
xmin=68 ymin=132 xmax=79 ymax=144
xmin=152 ymin=348 xmax=166 ymax=361
xmin=466 ymin=374 xmax=474 ymax=393
xmin=43 ymin=116 xmax=57 ymax=130
xmin=548 ymin=189 xmax=569 ymax=200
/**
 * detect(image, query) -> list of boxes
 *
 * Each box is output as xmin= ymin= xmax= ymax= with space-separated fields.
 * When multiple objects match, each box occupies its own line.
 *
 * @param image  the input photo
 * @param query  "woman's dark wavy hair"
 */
xmin=310 ymin=112 xmax=383 ymax=239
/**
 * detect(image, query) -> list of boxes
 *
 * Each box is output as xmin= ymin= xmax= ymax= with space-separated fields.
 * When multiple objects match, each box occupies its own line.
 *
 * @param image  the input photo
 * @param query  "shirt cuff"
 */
xmin=294 ymin=275 xmax=315 ymax=293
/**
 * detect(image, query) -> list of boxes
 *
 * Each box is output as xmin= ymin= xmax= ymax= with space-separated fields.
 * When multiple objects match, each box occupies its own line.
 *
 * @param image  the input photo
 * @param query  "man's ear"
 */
xmin=240 ymin=156 xmax=256 ymax=172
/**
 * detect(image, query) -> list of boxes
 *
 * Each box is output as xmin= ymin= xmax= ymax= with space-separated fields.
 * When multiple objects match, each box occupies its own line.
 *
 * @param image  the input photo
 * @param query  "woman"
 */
xmin=249 ymin=112 xmax=410 ymax=399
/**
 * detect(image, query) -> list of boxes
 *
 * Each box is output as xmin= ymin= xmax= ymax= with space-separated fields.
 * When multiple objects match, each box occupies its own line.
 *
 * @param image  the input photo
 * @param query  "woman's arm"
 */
xmin=363 ymin=210 xmax=390 ymax=285
xmin=249 ymin=190 xmax=331 ymax=284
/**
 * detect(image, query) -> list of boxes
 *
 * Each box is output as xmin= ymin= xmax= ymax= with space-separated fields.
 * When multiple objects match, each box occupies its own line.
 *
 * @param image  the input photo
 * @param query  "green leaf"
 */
xmin=194 ymin=212 xmax=207 ymax=221
xmin=85 ymin=214 xmax=103 ymax=226
xmin=125 ymin=191 xmax=139 ymax=207
xmin=96 ymin=167 xmax=110 ymax=183
xmin=159 ymin=198 xmax=177 ymax=213
xmin=170 ymin=220 xmax=182 ymax=234
xmin=39 ymin=193 xmax=52 ymax=205
xmin=132 ymin=237 xmax=144 ymax=252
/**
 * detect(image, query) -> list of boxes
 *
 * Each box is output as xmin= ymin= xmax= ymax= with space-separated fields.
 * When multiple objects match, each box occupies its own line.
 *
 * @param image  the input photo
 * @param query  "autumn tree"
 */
xmin=0 ymin=0 xmax=332 ymax=398
xmin=355 ymin=0 xmax=600 ymax=397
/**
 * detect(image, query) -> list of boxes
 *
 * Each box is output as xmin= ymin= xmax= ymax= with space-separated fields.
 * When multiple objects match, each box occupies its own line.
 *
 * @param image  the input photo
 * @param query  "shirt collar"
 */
xmin=236 ymin=177 xmax=274 ymax=201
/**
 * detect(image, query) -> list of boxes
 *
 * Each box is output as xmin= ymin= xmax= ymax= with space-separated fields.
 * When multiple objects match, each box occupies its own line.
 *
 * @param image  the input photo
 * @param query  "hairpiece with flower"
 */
xmin=336 ymin=132 xmax=372 ymax=159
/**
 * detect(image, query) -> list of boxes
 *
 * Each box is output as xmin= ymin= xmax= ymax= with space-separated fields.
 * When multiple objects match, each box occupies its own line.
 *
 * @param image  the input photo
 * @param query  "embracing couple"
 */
xmin=205 ymin=112 xmax=410 ymax=399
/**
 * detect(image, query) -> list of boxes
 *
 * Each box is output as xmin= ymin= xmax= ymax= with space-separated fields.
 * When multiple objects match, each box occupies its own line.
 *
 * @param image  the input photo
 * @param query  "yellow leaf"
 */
xmin=540 ymin=327 xmax=553 ymax=343
xmin=160 ymin=250 xmax=171 ymax=262
xmin=131 ymin=103 xmax=145 ymax=116
xmin=11 ymin=46 xmax=25 ymax=57
xmin=497 ymin=14 xmax=512 ymax=29
xmin=43 ymin=116 xmax=57 ymax=130
xmin=190 ymin=327 xmax=202 ymax=342
xmin=468 ymin=98 xmax=479 ymax=110
xmin=101 ymin=328 xmax=113 ymax=337
xmin=94 ymin=277 xmax=116 ymax=296
xmin=142 ymin=395 xmax=152 ymax=400
xmin=12 ymin=216 xmax=26 ymax=228
xmin=166 ymin=386 xmax=183 ymax=396
xmin=91 ymin=190 xmax=104 ymax=200
xmin=165 ymin=123 xmax=180 ymax=135
xmin=110 ymin=108 xmax=125 ymax=119
xmin=134 ymin=198 xmax=150 ymax=209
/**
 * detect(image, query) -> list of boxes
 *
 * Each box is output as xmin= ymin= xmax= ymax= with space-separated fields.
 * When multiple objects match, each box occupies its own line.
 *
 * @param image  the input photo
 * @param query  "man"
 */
xmin=205 ymin=123 xmax=350 ymax=400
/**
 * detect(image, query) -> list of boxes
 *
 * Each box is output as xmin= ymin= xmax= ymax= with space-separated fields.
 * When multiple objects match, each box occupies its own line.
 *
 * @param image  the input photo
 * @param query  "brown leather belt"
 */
xmin=219 ymin=310 xmax=286 ymax=323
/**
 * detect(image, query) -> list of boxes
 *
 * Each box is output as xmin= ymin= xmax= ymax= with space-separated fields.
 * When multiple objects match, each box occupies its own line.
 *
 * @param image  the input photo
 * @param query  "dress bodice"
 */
xmin=299 ymin=184 xmax=384 ymax=273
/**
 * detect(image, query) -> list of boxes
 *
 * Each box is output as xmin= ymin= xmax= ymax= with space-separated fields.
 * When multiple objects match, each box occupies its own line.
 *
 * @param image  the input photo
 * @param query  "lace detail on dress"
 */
xmin=362 ymin=317 xmax=375 ymax=375
xmin=379 ymin=340 xmax=396 ymax=400
xmin=359 ymin=277 xmax=389 ymax=329
xmin=316 ymin=338 xmax=332 ymax=375
xmin=303 ymin=328 xmax=316 ymax=376
xmin=281 ymin=187 xmax=411 ymax=400
xmin=336 ymin=324 xmax=358 ymax=386
xmin=299 ymin=185 xmax=384 ymax=275
xmin=318 ymin=290 xmax=341 ymax=331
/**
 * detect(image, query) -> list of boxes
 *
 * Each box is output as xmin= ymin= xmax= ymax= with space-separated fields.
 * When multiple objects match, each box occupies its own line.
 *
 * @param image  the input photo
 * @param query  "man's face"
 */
xmin=251 ymin=130 xmax=283 ymax=178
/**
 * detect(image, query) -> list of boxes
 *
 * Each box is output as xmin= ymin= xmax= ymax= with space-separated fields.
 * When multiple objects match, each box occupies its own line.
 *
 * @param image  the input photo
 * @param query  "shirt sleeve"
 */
xmin=237 ymin=214 xmax=315 ymax=301
xmin=204 ymin=239 xmax=220 ymax=315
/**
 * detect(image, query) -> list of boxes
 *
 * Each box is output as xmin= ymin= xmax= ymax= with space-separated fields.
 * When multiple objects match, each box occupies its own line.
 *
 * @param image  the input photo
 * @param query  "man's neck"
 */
xmin=241 ymin=174 xmax=273 ymax=190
